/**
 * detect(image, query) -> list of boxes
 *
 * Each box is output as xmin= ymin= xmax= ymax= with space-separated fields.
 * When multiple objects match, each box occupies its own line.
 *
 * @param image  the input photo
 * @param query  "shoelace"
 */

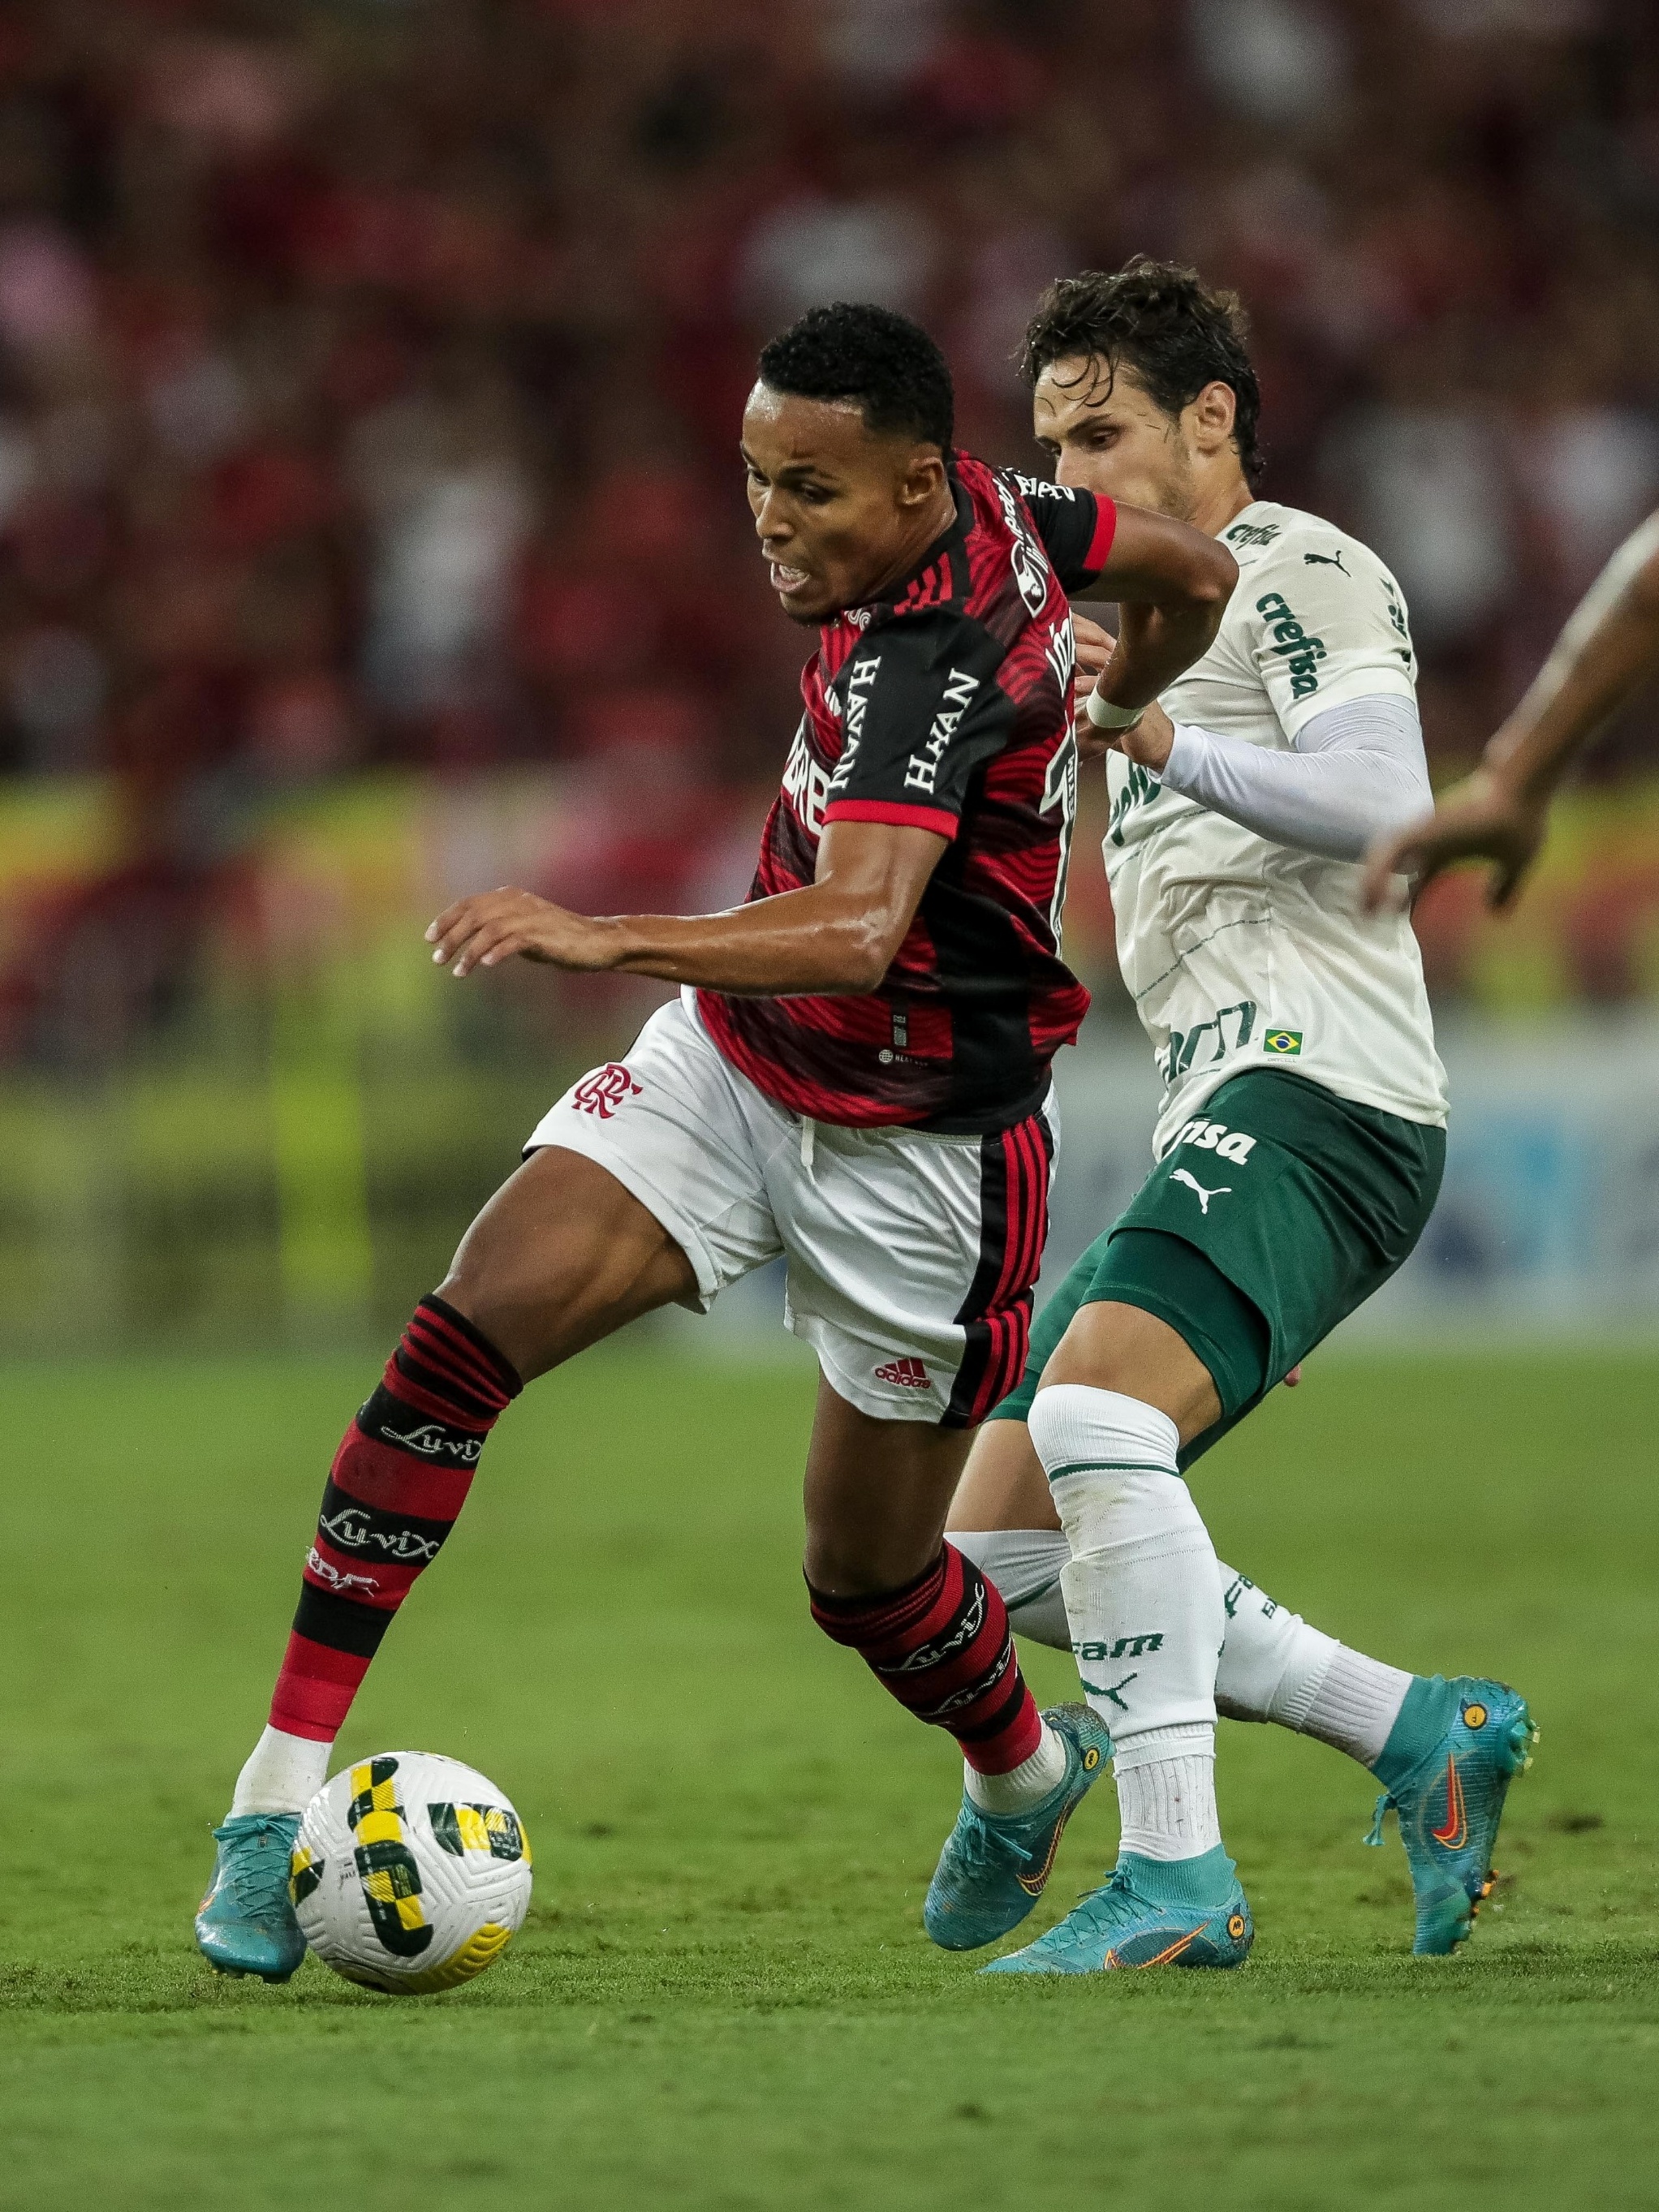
xmin=1070 ymin=1869 xmax=1135 ymax=1913
xmin=955 ymin=1810 xmax=1035 ymax=1873
xmin=214 ymin=1820 xmax=295 ymax=1919
xmin=1020 ymin=1872 xmax=1137 ymax=1956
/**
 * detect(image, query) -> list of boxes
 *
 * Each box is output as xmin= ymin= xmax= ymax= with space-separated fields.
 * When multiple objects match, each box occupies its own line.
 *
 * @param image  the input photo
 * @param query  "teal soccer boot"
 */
xmin=1366 ymin=1676 xmax=1536 ymax=1956
xmin=924 ymin=1704 xmax=1113 ymax=1952
xmin=980 ymin=1847 xmax=1253 ymax=1974
xmin=195 ymin=1814 xmax=307 ymax=1982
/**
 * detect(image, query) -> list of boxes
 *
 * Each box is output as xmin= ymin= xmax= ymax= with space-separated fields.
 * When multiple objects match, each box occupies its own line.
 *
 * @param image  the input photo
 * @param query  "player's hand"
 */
xmin=425 ymin=888 xmax=618 ymax=977
xmin=1072 ymin=613 xmax=1116 ymax=760
xmin=1110 ymin=696 xmax=1175 ymax=772
xmin=1360 ymin=769 xmax=1548 ymax=914
xmin=1073 ymin=617 xmax=1179 ymax=772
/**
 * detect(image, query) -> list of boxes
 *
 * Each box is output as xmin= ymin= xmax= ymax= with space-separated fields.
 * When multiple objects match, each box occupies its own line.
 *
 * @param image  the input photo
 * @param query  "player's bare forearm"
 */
xmin=1485 ymin=512 xmax=1659 ymax=803
xmin=1362 ymin=510 xmax=1659 ymax=910
xmin=1088 ymin=505 xmax=1238 ymax=712
xmin=425 ymin=820 xmax=948 ymax=995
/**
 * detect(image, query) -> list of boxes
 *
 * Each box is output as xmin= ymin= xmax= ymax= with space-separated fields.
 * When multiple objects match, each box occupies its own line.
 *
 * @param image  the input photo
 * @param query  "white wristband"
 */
xmin=1084 ymin=688 xmax=1145 ymax=732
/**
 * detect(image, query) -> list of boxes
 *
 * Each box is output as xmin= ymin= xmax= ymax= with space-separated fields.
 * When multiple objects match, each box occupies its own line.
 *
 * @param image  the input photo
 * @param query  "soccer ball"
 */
xmin=290 ymin=1750 xmax=532 ymax=1994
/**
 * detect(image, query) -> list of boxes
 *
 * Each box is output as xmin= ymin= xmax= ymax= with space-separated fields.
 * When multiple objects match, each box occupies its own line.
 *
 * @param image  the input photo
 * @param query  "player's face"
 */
xmin=1032 ymin=356 xmax=1199 ymax=522
xmin=741 ymin=384 xmax=946 ymax=624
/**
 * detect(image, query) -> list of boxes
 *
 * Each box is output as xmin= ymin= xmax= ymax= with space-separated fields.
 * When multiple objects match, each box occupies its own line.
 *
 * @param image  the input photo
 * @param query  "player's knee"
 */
xmin=1027 ymin=1385 xmax=1204 ymax=1557
xmin=801 ymin=1527 xmax=934 ymax=1603
xmin=432 ymin=1259 xmax=563 ymax=1385
xmin=1039 ymin=1304 xmax=1219 ymax=1442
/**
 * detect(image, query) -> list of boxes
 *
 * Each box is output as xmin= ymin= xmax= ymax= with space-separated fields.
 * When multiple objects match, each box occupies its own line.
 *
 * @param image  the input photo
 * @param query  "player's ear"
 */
xmin=1187 ymin=381 xmax=1237 ymax=458
xmin=897 ymin=445 xmax=947 ymax=511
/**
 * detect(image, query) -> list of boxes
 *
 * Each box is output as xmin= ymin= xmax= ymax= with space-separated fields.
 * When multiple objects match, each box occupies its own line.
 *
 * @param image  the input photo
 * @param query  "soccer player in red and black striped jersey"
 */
xmin=194 ymin=303 xmax=1236 ymax=1982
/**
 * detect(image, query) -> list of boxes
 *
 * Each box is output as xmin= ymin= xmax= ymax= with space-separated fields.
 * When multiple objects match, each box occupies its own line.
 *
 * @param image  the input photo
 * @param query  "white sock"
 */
xmin=965 ymin=1719 xmax=1069 ymax=1813
xmin=1114 ymin=1725 xmax=1221 ymax=1859
xmin=950 ymin=1528 xmax=1072 ymax=1649
xmin=1028 ymin=1384 xmax=1225 ymax=1866
xmin=1213 ymin=1566 xmax=1340 ymax=1729
xmin=229 ymin=1725 xmax=331 ymax=1818
xmin=954 ymin=1528 xmax=1403 ymax=1772
xmin=1299 ymin=1644 xmax=1413 ymax=1767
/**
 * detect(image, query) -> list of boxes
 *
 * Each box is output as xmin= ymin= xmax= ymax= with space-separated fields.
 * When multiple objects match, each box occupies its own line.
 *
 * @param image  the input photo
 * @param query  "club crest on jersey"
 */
xmin=571 ymin=1063 xmax=642 ymax=1117
xmin=993 ymin=474 xmax=1052 ymax=616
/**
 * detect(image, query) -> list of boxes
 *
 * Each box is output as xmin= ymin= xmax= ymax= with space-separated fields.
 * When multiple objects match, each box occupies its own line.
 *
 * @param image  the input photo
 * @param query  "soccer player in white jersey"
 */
xmin=923 ymin=261 xmax=1536 ymax=1971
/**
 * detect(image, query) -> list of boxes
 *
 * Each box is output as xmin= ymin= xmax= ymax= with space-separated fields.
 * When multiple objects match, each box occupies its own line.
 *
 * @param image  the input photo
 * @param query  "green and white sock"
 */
xmin=1026 ymin=1384 xmax=1227 ymax=1881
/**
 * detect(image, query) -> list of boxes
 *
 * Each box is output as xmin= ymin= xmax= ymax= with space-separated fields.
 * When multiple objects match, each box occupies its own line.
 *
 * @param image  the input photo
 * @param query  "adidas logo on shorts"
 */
xmin=875 ymin=1356 xmax=932 ymax=1389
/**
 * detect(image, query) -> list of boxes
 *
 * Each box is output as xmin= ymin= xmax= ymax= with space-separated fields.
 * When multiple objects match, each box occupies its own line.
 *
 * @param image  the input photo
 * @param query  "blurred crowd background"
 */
xmin=4 ymin=0 xmax=1659 ymax=1348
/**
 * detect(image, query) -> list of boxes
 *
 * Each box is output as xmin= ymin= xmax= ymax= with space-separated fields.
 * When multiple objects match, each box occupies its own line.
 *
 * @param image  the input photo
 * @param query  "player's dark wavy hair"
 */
xmin=1019 ymin=258 xmax=1265 ymax=489
xmin=757 ymin=303 xmax=954 ymax=452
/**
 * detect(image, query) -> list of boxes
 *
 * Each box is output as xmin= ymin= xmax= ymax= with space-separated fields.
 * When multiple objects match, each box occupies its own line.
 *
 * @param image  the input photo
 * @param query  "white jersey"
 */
xmin=1101 ymin=498 xmax=1448 ymax=1158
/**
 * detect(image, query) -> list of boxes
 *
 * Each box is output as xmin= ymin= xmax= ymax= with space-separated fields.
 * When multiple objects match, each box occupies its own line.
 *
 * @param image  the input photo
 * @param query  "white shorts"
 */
xmin=526 ymin=992 xmax=1058 ymax=1426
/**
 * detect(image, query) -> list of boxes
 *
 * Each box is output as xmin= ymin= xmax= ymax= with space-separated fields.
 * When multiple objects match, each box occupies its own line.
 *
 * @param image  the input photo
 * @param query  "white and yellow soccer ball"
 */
xmin=290 ymin=1751 xmax=532 ymax=1994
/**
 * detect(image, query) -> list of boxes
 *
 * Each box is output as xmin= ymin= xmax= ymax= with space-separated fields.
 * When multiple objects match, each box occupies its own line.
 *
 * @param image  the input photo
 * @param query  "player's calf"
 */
xmin=808 ymin=1542 xmax=1051 ymax=1778
xmin=1030 ymin=1384 xmax=1239 ymax=1904
xmin=256 ymin=1293 xmax=520 ymax=1784
xmin=809 ymin=1534 xmax=1092 ymax=1926
xmin=196 ymin=1296 xmax=520 ymax=1978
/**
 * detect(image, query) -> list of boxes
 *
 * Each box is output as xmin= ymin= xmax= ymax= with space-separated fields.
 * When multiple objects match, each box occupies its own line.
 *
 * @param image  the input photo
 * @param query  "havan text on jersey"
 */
xmin=696 ymin=450 xmax=1117 ymax=1134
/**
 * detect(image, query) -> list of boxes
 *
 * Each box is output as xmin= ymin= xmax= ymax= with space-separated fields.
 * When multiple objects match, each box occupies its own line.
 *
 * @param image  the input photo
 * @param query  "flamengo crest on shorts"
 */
xmin=533 ymin=997 xmax=1057 ymax=1428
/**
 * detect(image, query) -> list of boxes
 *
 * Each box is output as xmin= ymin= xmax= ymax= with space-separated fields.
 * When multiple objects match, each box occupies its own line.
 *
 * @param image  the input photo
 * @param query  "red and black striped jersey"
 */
xmin=698 ymin=452 xmax=1116 ymax=1132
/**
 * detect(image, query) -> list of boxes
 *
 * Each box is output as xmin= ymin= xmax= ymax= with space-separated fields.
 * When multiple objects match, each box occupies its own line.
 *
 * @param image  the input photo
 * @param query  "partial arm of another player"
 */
xmin=1085 ymin=506 xmax=1239 ymax=712
xmin=1118 ymin=693 xmax=1432 ymax=863
xmin=1361 ymin=510 xmax=1659 ymax=911
xmin=425 ymin=818 xmax=946 ymax=994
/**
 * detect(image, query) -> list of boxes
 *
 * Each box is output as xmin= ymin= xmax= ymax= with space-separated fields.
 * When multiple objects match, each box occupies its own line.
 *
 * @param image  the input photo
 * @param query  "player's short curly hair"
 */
xmin=757 ymin=303 xmax=954 ymax=453
xmin=1020 ymin=258 xmax=1265 ymax=489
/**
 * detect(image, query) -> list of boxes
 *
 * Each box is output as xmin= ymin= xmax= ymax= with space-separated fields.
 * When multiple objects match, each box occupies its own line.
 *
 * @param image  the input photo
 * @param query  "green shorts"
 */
xmin=993 ymin=1069 xmax=1446 ymax=1468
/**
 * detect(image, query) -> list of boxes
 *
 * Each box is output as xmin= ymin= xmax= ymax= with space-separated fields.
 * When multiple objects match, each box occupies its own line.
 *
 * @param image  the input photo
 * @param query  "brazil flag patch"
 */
xmin=1263 ymin=1028 xmax=1304 ymax=1056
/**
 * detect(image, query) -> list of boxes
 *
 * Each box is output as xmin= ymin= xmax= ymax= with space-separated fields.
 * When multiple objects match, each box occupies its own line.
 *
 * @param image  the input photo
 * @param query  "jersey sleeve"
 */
xmin=1243 ymin=527 xmax=1418 ymax=741
xmin=1009 ymin=474 xmax=1118 ymax=594
xmin=820 ymin=613 xmax=1015 ymax=841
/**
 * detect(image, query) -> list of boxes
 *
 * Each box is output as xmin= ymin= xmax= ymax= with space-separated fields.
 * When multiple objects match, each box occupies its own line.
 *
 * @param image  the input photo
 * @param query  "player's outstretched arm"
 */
xmin=425 ymin=819 xmax=946 ymax=995
xmin=1361 ymin=510 xmax=1659 ymax=912
xmin=1085 ymin=506 xmax=1238 ymax=719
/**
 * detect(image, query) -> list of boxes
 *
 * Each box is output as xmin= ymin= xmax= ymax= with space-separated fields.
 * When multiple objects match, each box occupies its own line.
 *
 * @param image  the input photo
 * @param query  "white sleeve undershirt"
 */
xmin=1157 ymin=695 xmax=1431 ymax=863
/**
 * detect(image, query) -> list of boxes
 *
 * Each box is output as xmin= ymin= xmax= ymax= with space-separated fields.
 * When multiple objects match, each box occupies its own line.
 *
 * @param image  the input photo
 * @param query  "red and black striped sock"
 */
xmin=268 ymin=1294 xmax=521 ymax=1742
xmin=808 ymin=1543 xmax=1043 ymax=1775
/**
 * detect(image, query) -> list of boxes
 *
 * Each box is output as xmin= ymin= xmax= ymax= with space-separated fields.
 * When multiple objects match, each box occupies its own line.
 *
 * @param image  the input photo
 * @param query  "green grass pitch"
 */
xmin=2 ymin=1346 xmax=1657 ymax=2210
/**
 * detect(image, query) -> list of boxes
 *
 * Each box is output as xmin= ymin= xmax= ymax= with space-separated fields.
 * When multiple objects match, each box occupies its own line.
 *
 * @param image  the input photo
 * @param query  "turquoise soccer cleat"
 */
xmin=1365 ymin=1676 xmax=1536 ymax=1956
xmin=924 ymin=1703 xmax=1114 ymax=1952
xmin=981 ymin=1846 xmax=1253 ymax=1974
xmin=195 ymin=1813 xmax=307 ymax=1983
